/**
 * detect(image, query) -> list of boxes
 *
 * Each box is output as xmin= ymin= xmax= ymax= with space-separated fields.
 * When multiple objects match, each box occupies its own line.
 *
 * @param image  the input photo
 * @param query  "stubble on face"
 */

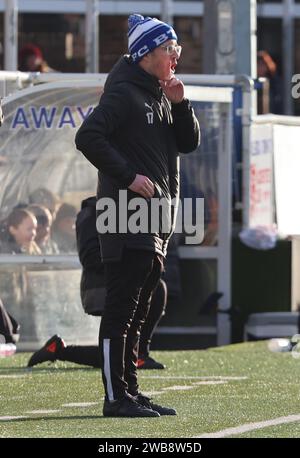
xmin=140 ymin=40 xmax=179 ymax=82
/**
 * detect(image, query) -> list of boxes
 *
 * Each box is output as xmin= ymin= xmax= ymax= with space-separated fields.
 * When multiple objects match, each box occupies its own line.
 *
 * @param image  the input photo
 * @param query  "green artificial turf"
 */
xmin=0 ymin=341 xmax=300 ymax=438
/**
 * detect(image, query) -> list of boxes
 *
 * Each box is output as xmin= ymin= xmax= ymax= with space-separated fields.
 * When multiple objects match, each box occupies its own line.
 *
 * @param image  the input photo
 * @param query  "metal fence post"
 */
xmin=4 ymin=0 xmax=18 ymax=71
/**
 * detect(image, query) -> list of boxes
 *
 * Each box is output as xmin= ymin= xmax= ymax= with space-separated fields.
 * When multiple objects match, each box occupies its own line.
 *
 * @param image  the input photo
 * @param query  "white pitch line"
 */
xmin=194 ymin=414 xmax=300 ymax=438
xmin=142 ymin=381 xmax=229 ymax=397
xmin=192 ymin=381 xmax=228 ymax=385
xmin=0 ymin=374 xmax=27 ymax=379
xmin=140 ymin=376 xmax=247 ymax=380
xmin=62 ymin=402 xmax=99 ymax=408
xmin=0 ymin=416 xmax=28 ymax=421
xmin=25 ymin=410 xmax=61 ymax=415
xmin=142 ymin=391 xmax=165 ymax=397
xmin=162 ymin=385 xmax=195 ymax=391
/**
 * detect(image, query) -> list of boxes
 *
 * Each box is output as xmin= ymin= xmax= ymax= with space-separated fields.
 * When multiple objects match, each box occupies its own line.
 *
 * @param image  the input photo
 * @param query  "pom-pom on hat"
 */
xmin=128 ymin=14 xmax=177 ymax=63
xmin=19 ymin=43 xmax=43 ymax=61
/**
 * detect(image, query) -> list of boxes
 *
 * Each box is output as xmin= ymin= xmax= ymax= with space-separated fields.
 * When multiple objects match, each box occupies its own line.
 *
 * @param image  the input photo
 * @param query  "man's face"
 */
xmin=145 ymin=39 xmax=181 ymax=81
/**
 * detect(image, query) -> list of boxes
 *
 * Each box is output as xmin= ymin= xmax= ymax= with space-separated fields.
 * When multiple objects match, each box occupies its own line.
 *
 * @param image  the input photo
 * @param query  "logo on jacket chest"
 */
xmin=145 ymin=102 xmax=154 ymax=124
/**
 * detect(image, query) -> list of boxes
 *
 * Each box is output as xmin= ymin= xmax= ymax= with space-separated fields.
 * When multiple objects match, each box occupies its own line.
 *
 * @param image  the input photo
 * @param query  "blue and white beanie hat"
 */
xmin=128 ymin=14 xmax=177 ymax=63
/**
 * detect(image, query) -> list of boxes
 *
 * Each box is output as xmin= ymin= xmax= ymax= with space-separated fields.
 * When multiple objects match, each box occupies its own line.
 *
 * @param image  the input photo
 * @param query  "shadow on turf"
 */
xmin=0 ymin=415 xmax=124 ymax=423
xmin=0 ymin=366 xmax=97 ymax=373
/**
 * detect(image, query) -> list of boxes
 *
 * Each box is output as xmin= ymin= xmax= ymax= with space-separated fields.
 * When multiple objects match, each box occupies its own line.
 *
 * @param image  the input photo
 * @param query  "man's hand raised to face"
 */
xmin=159 ymin=77 xmax=184 ymax=104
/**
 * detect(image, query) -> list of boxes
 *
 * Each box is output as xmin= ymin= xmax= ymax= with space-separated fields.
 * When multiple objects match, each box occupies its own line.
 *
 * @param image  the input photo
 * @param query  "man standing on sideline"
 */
xmin=75 ymin=14 xmax=200 ymax=418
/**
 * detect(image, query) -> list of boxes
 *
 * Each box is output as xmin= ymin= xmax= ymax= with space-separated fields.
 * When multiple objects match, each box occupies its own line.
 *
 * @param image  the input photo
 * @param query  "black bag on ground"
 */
xmin=76 ymin=196 xmax=105 ymax=316
xmin=0 ymin=297 xmax=20 ymax=344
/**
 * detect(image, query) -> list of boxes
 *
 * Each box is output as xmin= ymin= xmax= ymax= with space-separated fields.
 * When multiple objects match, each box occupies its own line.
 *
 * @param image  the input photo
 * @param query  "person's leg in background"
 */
xmin=138 ymin=278 xmax=167 ymax=369
xmin=124 ymin=254 xmax=164 ymax=396
xmin=27 ymin=279 xmax=167 ymax=370
xmin=27 ymin=335 xmax=101 ymax=368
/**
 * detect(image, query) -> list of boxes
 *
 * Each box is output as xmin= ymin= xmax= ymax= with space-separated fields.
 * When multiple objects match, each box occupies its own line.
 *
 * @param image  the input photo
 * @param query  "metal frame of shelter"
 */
xmin=0 ymin=71 xmax=256 ymax=346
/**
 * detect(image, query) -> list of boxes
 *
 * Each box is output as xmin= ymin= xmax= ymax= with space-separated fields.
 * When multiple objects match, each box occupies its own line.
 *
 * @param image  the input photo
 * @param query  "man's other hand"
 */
xmin=128 ymin=174 xmax=155 ymax=198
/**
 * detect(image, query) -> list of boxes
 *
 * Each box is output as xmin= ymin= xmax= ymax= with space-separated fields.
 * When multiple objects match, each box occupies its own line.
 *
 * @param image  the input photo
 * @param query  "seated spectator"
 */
xmin=51 ymin=203 xmax=77 ymax=253
xmin=257 ymin=50 xmax=283 ymax=114
xmin=27 ymin=204 xmax=59 ymax=254
xmin=28 ymin=188 xmax=61 ymax=220
xmin=0 ymin=208 xmax=41 ymax=254
xmin=19 ymin=43 xmax=54 ymax=73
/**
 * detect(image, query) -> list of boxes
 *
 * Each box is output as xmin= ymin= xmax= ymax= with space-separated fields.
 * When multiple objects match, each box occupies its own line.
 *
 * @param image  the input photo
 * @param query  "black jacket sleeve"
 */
xmin=171 ymin=98 xmax=200 ymax=154
xmin=75 ymin=86 xmax=136 ymax=188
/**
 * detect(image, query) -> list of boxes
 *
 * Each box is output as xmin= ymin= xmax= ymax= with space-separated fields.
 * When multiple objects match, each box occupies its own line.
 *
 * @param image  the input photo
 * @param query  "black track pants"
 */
xmin=99 ymin=249 xmax=164 ymax=401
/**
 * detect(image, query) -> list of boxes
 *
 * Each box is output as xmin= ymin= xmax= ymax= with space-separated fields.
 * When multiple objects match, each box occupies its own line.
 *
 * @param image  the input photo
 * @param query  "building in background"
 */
xmin=0 ymin=1 xmax=298 ymax=103
xmin=0 ymin=2 xmax=296 ymax=71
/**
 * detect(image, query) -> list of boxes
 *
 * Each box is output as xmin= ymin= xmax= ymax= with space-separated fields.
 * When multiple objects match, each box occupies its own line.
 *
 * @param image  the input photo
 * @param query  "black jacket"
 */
xmin=0 ymin=297 xmax=20 ymax=344
xmin=75 ymin=55 xmax=200 ymax=262
xmin=76 ymin=197 xmax=105 ymax=316
xmin=76 ymin=196 xmax=103 ymax=271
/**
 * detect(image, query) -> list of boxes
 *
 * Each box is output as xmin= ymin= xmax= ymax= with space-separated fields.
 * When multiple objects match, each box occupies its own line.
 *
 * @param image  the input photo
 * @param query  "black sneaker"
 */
xmin=137 ymin=356 xmax=165 ymax=370
xmin=27 ymin=335 xmax=65 ymax=367
xmin=103 ymin=394 xmax=160 ymax=418
xmin=135 ymin=393 xmax=177 ymax=416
